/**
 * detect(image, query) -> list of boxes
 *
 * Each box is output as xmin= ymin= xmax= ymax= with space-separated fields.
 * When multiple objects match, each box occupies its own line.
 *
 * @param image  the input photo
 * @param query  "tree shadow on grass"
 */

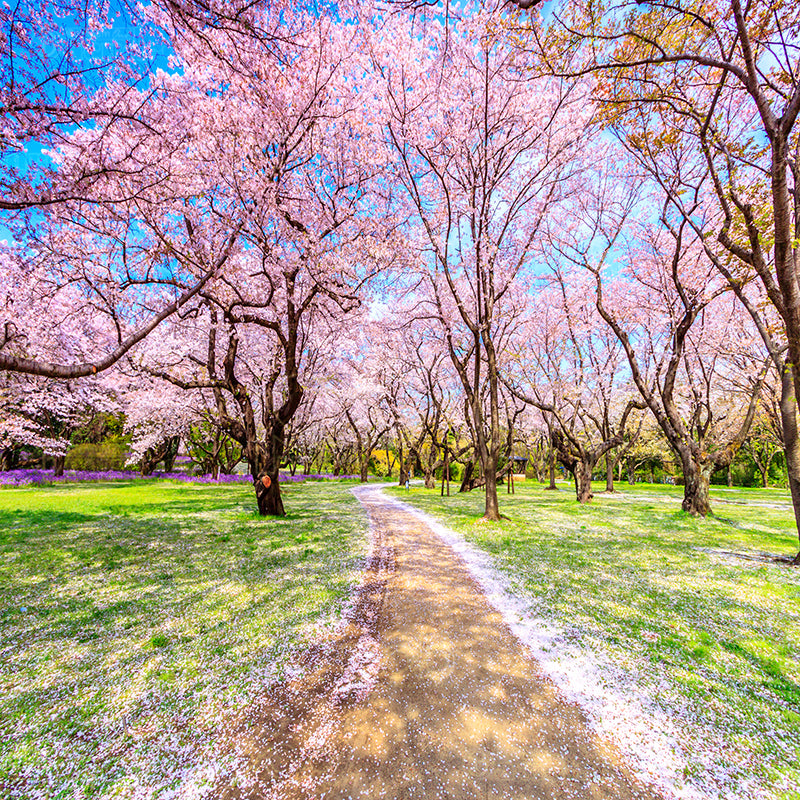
xmin=697 ymin=545 xmax=796 ymax=566
xmin=0 ymin=509 xmax=95 ymax=533
xmin=721 ymin=640 xmax=800 ymax=707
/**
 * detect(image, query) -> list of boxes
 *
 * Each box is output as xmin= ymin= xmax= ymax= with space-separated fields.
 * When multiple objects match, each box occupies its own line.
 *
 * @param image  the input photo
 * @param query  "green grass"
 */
xmin=388 ymin=480 xmax=800 ymax=798
xmin=0 ymin=479 xmax=366 ymax=798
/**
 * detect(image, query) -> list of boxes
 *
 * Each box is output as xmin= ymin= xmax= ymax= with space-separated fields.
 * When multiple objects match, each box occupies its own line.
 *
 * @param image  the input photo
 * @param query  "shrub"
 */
xmin=65 ymin=442 xmax=128 ymax=471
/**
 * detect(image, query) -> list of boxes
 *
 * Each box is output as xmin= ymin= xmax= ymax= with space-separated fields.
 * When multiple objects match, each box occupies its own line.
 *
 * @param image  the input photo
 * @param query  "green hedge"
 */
xmin=64 ymin=442 xmax=128 ymax=471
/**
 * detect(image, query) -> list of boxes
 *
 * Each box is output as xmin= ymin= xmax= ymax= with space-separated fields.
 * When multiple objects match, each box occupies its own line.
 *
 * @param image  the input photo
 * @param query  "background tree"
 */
xmin=556 ymin=171 xmax=767 ymax=514
xmin=520 ymin=0 xmax=800 ymax=555
xmin=505 ymin=277 xmax=643 ymax=503
xmin=319 ymin=327 xmax=393 ymax=483
xmin=0 ymin=373 xmax=119 ymax=475
xmin=378 ymin=8 xmax=589 ymax=518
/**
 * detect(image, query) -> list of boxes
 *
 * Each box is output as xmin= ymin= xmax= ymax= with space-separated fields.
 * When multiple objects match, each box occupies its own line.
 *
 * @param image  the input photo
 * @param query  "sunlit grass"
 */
xmin=388 ymin=480 xmax=800 ymax=797
xmin=0 ymin=479 xmax=366 ymax=798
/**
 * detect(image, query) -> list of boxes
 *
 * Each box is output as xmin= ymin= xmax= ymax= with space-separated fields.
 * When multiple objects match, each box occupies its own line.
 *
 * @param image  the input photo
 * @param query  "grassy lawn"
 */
xmin=0 ymin=479 xmax=366 ymax=799
xmin=388 ymin=480 xmax=800 ymax=799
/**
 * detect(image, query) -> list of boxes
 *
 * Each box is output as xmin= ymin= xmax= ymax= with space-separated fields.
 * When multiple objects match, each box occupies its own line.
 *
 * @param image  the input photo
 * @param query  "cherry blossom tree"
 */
xmin=597 ymin=80 xmax=800 ymax=559
xmin=377 ymin=8 xmax=590 ymax=519
xmin=520 ymin=0 xmax=800 ymax=555
xmin=0 ymin=245 xmax=130 ymax=472
xmin=122 ymin=377 xmax=202 ymax=474
xmin=520 ymin=0 xmax=800 ymax=375
xmin=49 ymin=6 xmax=396 ymax=514
xmin=387 ymin=321 xmax=475 ymax=490
xmin=314 ymin=324 xmax=394 ymax=483
xmin=0 ymin=371 xmax=119 ymax=474
xmin=504 ymin=277 xmax=643 ymax=503
xmin=563 ymin=177 xmax=768 ymax=514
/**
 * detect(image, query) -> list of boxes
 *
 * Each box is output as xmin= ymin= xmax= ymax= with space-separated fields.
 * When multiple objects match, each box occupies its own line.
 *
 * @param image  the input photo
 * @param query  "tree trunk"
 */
xmin=484 ymin=464 xmax=501 ymax=520
xmin=223 ymin=444 xmax=241 ymax=475
xmin=249 ymin=422 xmax=287 ymax=517
xmin=54 ymin=455 xmax=65 ymax=477
xmin=460 ymin=460 xmax=474 ymax=492
xmin=140 ymin=436 xmax=178 ymax=476
xmin=764 ymin=453 xmax=775 ymax=487
xmin=605 ymin=454 xmax=615 ymax=493
xmin=162 ymin=436 xmax=179 ymax=472
xmin=727 ymin=464 xmax=733 ymax=487
xmin=0 ymin=447 xmax=16 ymax=471
xmin=255 ymin=471 xmax=284 ymax=516
xmin=770 ymin=131 xmax=800 ymax=457
xmin=778 ymin=365 xmax=800 ymax=562
xmin=424 ymin=442 xmax=438 ymax=489
xmin=251 ymin=440 xmax=284 ymax=516
xmin=140 ymin=450 xmax=157 ymax=476
xmin=360 ymin=462 xmax=369 ymax=483
xmin=627 ymin=461 xmax=636 ymax=484
xmin=575 ymin=459 xmax=593 ymax=504
xmin=545 ymin=451 xmax=557 ymax=490
xmin=680 ymin=453 xmax=712 ymax=516
xmin=397 ymin=438 xmax=405 ymax=486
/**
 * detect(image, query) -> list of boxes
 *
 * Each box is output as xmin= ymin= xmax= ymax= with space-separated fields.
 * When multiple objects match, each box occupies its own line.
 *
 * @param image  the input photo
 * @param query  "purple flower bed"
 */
xmin=0 ymin=469 xmax=359 ymax=487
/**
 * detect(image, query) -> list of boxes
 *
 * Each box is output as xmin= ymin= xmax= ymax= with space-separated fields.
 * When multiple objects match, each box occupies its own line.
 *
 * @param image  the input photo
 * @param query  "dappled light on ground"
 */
xmin=0 ymin=481 xmax=368 ymax=798
xmin=390 ymin=481 xmax=800 ymax=798
xmin=224 ymin=486 xmax=662 ymax=800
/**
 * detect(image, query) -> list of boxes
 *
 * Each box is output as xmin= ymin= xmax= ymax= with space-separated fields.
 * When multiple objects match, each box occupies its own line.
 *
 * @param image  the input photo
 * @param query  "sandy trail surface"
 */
xmin=221 ymin=486 xmax=664 ymax=800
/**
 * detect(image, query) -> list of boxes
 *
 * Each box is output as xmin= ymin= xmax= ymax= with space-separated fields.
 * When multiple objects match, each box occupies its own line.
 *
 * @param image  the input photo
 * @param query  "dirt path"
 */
xmin=221 ymin=486 xmax=665 ymax=800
